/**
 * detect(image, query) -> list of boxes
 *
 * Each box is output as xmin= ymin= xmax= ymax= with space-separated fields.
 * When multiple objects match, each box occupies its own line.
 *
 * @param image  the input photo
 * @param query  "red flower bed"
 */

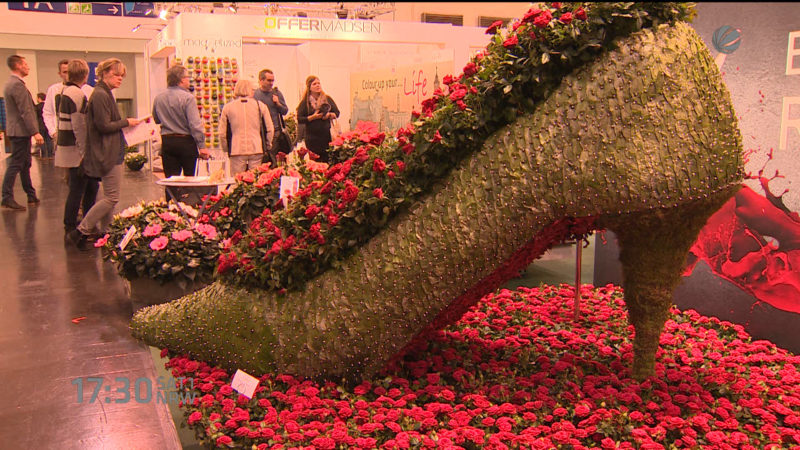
xmin=163 ymin=285 xmax=800 ymax=448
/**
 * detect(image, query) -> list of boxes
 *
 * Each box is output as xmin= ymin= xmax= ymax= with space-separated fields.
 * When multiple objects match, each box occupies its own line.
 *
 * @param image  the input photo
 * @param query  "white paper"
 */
xmin=230 ymin=369 xmax=260 ymax=399
xmin=279 ymin=176 xmax=300 ymax=207
xmin=122 ymin=116 xmax=159 ymax=147
xmin=119 ymin=225 xmax=137 ymax=250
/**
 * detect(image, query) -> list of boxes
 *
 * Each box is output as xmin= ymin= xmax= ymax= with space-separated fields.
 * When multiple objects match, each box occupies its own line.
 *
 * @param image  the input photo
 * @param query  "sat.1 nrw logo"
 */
xmin=712 ymin=25 xmax=742 ymax=54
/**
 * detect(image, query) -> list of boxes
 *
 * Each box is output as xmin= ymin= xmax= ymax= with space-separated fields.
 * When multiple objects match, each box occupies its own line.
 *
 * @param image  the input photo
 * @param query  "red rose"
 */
xmin=462 ymin=62 xmax=478 ymax=77
xmin=430 ymin=130 xmax=443 ymax=143
xmin=402 ymin=143 xmax=415 ymax=154
xmin=512 ymin=21 xmax=522 ymax=31
xmin=559 ymin=12 xmax=572 ymax=24
xmin=456 ymin=100 xmax=467 ymax=110
xmin=373 ymin=188 xmax=384 ymax=199
xmin=522 ymin=8 xmax=542 ymax=24
xmin=534 ymin=10 xmax=552 ymax=28
xmin=502 ymin=34 xmax=519 ymax=48
xmin=216 ymin=435 xmax=233 ymax=447
xmin=575 ymin=7 xmax=587 ymax=20
xmin=304 ymin=204 xmax=320 ymax=219
xmin=442 ymin=74 xmax=455 ymax=85
xmin=551 ymin=2 xmax=562 ymax=8
xmin=372 ymin=158 xmax=386 ymax=172
xmin=485 ymin=20 xmax=503 ymax=34
xmin=396 ymin=161 xmax=405 ymax=172
xmin=326 ymin=214 xmax=339 ymax=226
xmin=188 ymin=411 xmax=202 ymax=425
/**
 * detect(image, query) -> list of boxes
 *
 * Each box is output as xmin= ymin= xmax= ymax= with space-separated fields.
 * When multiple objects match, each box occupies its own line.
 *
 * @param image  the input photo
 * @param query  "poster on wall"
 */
xmin=596 ymin=3 xmax=800 ymax=353
xmin=349 ymin=50 xmax=453 ymax=132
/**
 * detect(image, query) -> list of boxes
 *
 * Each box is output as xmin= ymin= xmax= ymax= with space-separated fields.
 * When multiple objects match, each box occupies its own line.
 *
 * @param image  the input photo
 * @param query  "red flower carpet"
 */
xmin=163 ymin=284 xmax=800 ymax=449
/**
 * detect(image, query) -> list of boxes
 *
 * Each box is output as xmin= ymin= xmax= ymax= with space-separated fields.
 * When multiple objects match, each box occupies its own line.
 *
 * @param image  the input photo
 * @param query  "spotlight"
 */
xmin=131 ymin=24 xmax=142 ymax=32
xmin=158 ymin=9 xmax=168 ymax=20
xmin=228 ymin=3 xmax=238 ymax=13
xmin=144 ymin=8 xmax=153 ymax=16
xmin=258 ymin=38 xmax=266 ymax=44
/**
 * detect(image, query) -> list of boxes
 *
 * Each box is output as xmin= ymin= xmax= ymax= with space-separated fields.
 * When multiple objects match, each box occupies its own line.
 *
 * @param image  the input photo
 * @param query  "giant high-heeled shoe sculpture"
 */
xmin=131 ymin=6 xmax=743 ymax=382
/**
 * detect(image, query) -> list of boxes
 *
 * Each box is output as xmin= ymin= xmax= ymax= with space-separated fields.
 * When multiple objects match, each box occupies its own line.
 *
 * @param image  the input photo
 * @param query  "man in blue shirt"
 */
xmin=152 ymin=65 xmax=209 ymax=178
xmin=253 ymin=68 xmax=290 ymax=154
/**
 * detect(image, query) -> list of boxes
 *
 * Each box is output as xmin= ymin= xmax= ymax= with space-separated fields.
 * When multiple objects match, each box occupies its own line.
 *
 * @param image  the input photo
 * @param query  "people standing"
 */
xmin=35 ymin=93 xmax=54 ymax=158
xmin=55 ymin=59 xmax=99 ymax=235
xmin=43 ymin=59 xmax=94 ymax=151
xmin=253 ymin=69 xmax=290 ymax=154
xmin=219 ymin=79 xmax=274 ymax=174
xmin=296 ymin=75 xmax=339 ymax=163
xmin=2 ymin=55 xmax=43 ymax=210
xmin=67 ymin=58 xmax=141 ymax=250
xmin=152 ymin=64 xmax=209 ymax=179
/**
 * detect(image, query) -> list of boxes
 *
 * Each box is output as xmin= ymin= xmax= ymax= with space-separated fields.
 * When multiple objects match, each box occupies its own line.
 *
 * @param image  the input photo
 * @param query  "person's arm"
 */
xmin=151 ymin=97 xmax=161 ymax=125
xmin=218 ymin=105 xmax=229 ymax=154
xmin=43 ymin=84 xmax=59 ymax=137
xmin=274 ymin=90 xmax=289 ymax=116
xmin=327 ymin=97 xmax=340 ymax=119
xmin=73 ymin=95 xmax=89 ymax=157
xmin=261 ymin=102 xmax=274 ymax=147
xmin=296 ymin=100 xmax=311 ymax=124
xmin=90 ymin=90 xmax=130 ymax=134
xmin=184 ymin=93 xmax=206 ymax=150
xmin=13 ymin=83 xmax=40 ymax=137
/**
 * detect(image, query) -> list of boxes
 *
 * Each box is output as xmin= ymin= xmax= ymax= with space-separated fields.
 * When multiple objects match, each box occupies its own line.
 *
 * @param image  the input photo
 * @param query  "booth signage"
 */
xmin=85 ymin=2 xmax=123 ymax=16
xmin=260 ymin=16 xmax=382 ymax=35
xmin=8 ymin=2 xmax=68 ymax=13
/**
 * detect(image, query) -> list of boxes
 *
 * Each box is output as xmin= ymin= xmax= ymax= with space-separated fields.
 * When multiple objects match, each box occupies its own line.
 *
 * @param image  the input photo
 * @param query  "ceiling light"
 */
xmin=159 ymin=9 xmax=168 ymax=20
xmin=144 ymin=8 xmax=153 ymax=16
xmin=258 ymin=38 xmax=266 ymax=44
xmin=229 ymin=3 xmax=238 ymax=13
xmin=131 ymin=24 xmax=142 ymax=32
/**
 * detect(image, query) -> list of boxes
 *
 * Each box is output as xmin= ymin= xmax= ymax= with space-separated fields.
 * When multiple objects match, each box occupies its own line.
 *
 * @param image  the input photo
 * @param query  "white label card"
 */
xmin=230 ymin=369 xmax=260 ymax=399
xmin=279 ymin=175 xmax=300 ymax=207
xmin=119 ymin=225 xmax=137 ymax=250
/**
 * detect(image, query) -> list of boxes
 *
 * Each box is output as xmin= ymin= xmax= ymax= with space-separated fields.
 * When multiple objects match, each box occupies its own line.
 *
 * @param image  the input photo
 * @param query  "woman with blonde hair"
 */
xmin=67 ymin=57 xmax=141 ymax=250
xmin=219 ymin=79 xmax=275 ymax=174
xmin=296 ymin=75 xmax=339 ymax=163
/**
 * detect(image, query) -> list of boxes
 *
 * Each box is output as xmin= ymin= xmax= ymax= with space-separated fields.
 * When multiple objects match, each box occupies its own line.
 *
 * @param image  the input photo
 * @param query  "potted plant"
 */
xmin=124 ymin=152 xmax=147 ymax=171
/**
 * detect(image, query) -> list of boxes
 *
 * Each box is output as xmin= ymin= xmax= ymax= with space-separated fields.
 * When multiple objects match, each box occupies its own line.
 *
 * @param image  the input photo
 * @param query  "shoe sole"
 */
xmin=131 ymin=23 xmax=744 ymax=381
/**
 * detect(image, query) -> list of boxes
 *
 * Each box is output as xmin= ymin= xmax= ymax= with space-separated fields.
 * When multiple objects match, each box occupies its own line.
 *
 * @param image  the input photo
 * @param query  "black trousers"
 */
xmin=2 ymin=136 xmax=36 ymax=202
xmin=63 ymin=167 xmax=100 ymax=231
xmin=161 ymin=135 xmax=199 ymax=177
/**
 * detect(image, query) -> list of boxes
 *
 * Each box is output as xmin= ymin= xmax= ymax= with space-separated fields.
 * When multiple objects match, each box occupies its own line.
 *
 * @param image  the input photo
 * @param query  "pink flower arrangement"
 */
xmin=143 ymin=223 xmax=163 ymax=237
xmin=171 ymin=229 xmax=193 ymax=242
xmin=164 ymin=285 xmax=800 ymax=448
xmin=149 ymin=236 xmax=168 ymax=251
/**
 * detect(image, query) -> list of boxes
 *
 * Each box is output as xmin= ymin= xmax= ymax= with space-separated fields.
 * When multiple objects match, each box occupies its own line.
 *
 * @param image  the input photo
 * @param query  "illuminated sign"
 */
xmin=260 ymin=17 xmax=382 ymax=34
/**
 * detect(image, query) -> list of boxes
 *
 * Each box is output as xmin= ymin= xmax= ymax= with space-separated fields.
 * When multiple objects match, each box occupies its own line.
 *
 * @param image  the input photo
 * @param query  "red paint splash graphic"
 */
xmin=685 ymin=148 xmax=800 ymax=314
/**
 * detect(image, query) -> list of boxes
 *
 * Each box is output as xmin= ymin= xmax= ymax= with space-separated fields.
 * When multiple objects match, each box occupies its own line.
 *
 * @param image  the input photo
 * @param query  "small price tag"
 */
xmin=230 ymin=369 xmax=260 ymax=399
xmin=119 ymin=225 xmax=137 ymax=250
xmin=279 ymin=175 xmax=300 ymax=207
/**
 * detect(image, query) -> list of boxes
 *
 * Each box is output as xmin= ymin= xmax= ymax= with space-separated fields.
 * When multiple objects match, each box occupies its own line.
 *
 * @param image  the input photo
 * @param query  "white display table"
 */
xmin=156 ymin=176 xmax=235 ymax=224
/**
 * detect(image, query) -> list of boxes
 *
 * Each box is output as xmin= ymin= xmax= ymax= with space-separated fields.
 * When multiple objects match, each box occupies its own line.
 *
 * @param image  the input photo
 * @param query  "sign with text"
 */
xmin=350 ymin=55 xmax=453 ymax=132
xmin=123 ymin=1 xmax=155 ymax=17
xmin=8 ymin=2 xmax=68 ymax=13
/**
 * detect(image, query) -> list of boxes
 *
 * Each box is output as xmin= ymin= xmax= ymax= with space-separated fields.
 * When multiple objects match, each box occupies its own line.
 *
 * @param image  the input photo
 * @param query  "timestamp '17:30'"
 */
xmin=71 ymin=376 xmax=196 ymax=404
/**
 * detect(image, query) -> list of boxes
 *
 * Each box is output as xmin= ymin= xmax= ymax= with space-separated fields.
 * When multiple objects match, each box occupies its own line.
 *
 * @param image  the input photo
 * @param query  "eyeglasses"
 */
xmin=264 ymin=78 xmax=275 ymax=82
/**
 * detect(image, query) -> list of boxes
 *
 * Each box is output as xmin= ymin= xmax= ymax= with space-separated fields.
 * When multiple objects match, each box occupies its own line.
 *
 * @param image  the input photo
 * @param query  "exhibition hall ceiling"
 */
xmin=155 ymin=2 xmax=397 ymax=20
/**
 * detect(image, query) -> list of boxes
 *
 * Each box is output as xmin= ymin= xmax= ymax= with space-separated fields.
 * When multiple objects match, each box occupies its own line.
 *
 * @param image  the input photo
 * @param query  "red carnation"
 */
xmin=575 ymin=7 xmax=587 ymax=20
xmin=372 ymin=158 xmax=386 ymax=172
xmin=485 ymin=20 xmax=503 ymax=34
xmin=559 ymin=12 xmax=572 ymax=24
xmin=503 ymin=34 xmax=519 ymax=48
xmin=304 ymin=204 xmax=320 ymax=219
xmin=373 ymin=188 xmax=384 ymax=199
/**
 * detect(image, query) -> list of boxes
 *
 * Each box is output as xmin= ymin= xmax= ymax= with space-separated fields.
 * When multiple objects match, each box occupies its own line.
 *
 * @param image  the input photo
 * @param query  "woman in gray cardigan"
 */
xmin=67 ymin=58 xmax=141 ymax=250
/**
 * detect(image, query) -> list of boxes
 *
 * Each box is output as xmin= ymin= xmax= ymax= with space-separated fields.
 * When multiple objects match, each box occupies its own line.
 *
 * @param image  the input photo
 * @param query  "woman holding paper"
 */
xmin=67 ymin=58 xmax=141 ymax=250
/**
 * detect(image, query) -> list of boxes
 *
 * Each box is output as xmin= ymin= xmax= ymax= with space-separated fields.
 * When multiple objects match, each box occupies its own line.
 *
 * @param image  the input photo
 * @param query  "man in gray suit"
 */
xmin=2 ymin=55 xmax=43 ymax=210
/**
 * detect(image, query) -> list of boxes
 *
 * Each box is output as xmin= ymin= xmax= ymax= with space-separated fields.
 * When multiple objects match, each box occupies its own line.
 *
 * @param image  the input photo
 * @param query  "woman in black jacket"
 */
xmin=68 ymin=58 xmax=141 ymax=250
xmin=296 ymin=75 xmax=339 ymax=163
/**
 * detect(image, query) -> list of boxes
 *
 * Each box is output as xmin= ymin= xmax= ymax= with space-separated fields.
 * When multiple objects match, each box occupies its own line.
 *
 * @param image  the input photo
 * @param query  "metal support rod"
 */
xmin=574 ymin=239 xmax=582 ymax=321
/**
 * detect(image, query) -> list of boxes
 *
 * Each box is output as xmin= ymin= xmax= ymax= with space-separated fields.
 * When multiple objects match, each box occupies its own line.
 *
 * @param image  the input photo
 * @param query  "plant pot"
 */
xmin=125 ymin=160 xmax=146 ymax=171
xmin=123 ymin=277 xmax=208 ymax=310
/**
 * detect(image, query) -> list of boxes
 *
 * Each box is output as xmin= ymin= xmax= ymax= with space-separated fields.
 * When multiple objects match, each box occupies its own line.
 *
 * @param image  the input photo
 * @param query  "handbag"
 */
xmin=274 ymin=114 xmax=293 ymax=154
xmin=257 ymin=103 xmax=274 ymax=165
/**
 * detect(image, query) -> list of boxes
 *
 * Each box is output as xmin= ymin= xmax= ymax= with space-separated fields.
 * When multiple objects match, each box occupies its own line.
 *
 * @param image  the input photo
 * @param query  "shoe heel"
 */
xmin=599 ymin=187 xmax=739 ymax=380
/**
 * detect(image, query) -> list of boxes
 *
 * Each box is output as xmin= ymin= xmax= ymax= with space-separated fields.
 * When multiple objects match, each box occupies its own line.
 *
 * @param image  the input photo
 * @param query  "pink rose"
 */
xmin=171 ymin=229 xmax=193 ymax=242
xmin=143 ymin=224 xmax=162 ymax=237
xmin=94 ymin=233 xmax=110 ymax=248
xmin=149 ymin=236 xmax=168 ymax=251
